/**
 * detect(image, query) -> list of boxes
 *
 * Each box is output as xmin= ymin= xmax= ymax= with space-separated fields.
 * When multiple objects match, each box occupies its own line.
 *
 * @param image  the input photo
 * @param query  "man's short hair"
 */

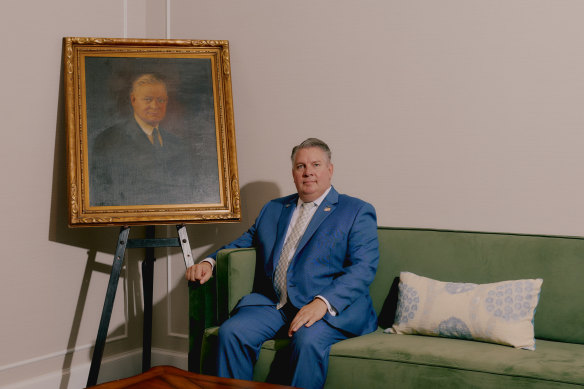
xmin=291 ymin=138 xmax=332 ymax=163
xmin=130 ymin=73 xmax=167 ymax=94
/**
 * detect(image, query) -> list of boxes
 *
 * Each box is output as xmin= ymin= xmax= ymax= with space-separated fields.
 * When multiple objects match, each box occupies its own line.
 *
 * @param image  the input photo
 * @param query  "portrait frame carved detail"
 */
xmin=64 ymin=37 xmax=240 ymax=227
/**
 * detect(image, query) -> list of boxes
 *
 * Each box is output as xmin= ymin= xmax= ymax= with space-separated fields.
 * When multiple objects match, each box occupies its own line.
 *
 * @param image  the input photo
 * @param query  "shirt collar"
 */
xmin=134 ymin=113 xmax=158 ymax=136
xmin=296 ymin=186 xmax=331 ymax=208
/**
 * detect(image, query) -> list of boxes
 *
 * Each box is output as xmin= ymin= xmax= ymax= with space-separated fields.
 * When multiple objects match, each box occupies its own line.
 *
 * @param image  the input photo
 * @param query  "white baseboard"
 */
xmin=150 ymin=348 xmax=188 ymax=371
xmin=4 ymin=348 xmax=188 ymax=389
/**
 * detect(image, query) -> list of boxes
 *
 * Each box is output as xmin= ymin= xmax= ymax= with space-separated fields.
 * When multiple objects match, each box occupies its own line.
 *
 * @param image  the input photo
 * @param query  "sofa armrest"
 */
xmin=216 ymin=247 xmax=257 ymax=323
xmin=188 ymin=247 xmax=256 ymax=372
xmin=188 ymin=276 xmax=216 ymax=372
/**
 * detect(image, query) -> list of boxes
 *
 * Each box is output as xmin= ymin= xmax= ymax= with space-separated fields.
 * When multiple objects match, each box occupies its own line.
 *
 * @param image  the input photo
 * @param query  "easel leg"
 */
xmin=87 ymin=226 xmax=130 ymax=387
xmin=142 ymin=225 xmax=155 ymax=372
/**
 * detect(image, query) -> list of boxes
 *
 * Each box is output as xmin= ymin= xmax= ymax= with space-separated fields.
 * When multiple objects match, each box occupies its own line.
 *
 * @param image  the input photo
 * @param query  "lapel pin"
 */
xmin=324 ymin=207 xmax=331 ymax=212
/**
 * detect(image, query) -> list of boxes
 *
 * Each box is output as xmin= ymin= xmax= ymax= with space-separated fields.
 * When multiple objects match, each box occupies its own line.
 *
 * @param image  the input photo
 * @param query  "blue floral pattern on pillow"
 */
xmin=438 ymin=317 xmax=473 ymax=340
xmin=395 ymin=283 xmax=419 ymax=324
xmin=445 ymin=282 xmax=476 ymax=294
xmin=485 ymin=280 xmax=538 ymax=321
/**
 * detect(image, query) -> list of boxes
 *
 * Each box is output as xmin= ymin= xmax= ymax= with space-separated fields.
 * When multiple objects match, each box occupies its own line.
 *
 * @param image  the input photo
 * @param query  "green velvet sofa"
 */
xmin=189 ymin=227 xmax=584 ymax=388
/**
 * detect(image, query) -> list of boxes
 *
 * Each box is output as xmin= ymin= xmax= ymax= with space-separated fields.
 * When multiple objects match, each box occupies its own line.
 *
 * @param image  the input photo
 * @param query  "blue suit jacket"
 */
xmin=210 ymin=187 xmax=379 ymax=336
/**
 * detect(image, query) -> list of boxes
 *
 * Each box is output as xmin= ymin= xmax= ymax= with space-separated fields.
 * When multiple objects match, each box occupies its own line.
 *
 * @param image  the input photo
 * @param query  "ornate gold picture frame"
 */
xmin=64 ymin=37 xmax=240 ymax=226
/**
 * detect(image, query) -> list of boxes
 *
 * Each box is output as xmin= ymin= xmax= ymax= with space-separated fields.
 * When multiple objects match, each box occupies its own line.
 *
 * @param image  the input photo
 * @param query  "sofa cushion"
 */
xmin=328 ymin=329 xmax=584 ymax=387
xmin=202 ymin=326 xmax=584 ymax=388
xmin=388 ymin=272 xmax=542 ymax=350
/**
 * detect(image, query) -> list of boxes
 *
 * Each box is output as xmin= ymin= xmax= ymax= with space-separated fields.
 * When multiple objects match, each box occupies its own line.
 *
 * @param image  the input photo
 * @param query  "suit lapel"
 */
xmin=271 ymin=196 xmax=298 ymax=272
xmin=126 ymin=119 xmax=156 ymax=149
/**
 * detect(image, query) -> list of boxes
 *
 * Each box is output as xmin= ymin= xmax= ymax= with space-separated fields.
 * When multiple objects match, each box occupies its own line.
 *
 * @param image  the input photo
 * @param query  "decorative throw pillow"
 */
xmin=385 ymin=272 xmax=543 ymax=350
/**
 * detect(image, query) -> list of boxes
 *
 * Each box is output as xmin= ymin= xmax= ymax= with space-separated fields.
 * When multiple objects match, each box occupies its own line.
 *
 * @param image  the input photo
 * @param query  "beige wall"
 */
xmin=2 ymin=0 xmax=584 ymax=387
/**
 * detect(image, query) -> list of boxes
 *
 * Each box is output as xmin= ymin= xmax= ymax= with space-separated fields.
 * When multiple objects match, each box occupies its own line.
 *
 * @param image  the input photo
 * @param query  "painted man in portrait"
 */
xmin=90 ymin=73 xmax=199 ymax=206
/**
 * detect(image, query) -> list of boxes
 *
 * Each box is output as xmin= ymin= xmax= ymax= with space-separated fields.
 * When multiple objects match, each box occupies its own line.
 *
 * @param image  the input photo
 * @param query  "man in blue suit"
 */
xmin=186 ymin=138 xmax=379 ymax=389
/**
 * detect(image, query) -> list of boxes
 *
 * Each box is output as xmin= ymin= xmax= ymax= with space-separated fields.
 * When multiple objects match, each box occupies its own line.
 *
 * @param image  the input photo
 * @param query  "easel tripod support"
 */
xmin=86 ymin=224 xmax=194 ymax=387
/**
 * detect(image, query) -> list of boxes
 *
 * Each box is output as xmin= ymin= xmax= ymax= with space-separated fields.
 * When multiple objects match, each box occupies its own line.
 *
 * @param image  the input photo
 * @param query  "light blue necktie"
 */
xmin=273 ymin=202 xmax=315 ymax=309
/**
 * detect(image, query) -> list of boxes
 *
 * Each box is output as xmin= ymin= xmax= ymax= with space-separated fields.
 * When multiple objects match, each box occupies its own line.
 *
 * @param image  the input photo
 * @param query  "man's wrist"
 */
xmin=202 ymin=257 xmax=215 ymax=270
xmin=315 ymin=295 xmax=337 ymax=316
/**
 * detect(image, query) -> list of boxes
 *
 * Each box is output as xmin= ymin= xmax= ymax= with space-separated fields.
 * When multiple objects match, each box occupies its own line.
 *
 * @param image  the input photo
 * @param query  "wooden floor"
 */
xmin=88 ymin=366 xmax=297 ymax=389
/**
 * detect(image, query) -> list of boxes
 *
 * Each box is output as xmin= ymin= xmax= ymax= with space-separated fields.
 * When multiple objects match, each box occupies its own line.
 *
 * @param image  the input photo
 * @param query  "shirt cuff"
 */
xmin=202 ymin=257 xmax=215 ymax=270
xmin=315 ymin=295 xmax=337 ymax=316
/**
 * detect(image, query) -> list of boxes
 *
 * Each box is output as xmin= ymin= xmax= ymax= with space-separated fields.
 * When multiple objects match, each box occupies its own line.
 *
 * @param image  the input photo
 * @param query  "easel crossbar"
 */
xmin=127 ymin=238 xmax=180 ymax=248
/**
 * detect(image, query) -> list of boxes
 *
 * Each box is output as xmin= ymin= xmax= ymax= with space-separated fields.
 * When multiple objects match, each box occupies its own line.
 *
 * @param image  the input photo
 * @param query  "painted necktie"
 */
xmin=152 ymin=127 xmax=162 ymax=147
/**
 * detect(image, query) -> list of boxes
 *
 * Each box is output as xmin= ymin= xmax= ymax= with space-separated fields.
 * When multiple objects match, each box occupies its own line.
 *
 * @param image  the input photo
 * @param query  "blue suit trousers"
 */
xmin=217 ymin=304 xmax=350 ymax=389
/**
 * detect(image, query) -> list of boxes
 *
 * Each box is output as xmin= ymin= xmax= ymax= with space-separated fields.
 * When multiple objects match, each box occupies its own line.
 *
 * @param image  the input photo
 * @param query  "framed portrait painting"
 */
xmin=63 ymin=37 xmax=240 ymax=226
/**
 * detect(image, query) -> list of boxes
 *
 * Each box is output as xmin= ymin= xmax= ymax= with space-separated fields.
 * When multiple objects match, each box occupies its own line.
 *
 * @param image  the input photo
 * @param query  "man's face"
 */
xmin=292 ymin=147 xmax=334 ymax=202
xmin=130 ymin=82 xmax=168 ymax=126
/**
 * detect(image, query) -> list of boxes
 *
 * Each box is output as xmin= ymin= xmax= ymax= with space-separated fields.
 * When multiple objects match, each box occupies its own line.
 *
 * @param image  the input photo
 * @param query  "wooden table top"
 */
xmin=88 ymin=366 xmax=298 ymax=389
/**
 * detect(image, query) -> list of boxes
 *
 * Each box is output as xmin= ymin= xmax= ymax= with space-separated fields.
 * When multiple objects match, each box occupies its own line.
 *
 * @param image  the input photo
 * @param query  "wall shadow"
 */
xmin=58 ymin=249 xmax=144 ymax=389
xmin=48 ymin=43 xmax=123 ymax=252
xmin=185 ymin=181 xmax=282 ymax=263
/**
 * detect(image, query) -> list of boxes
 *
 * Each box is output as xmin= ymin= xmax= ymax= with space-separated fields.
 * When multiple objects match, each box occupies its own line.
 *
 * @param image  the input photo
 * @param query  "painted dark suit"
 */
xmin=90 ymin=119 xmax=197 ymax=206
xmin=210 ymin=186 xmax=379 ymax=340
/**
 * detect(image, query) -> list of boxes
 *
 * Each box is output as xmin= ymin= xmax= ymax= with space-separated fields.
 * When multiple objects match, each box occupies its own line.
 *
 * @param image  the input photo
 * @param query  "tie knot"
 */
xmin=301 ymin=201 xmax=314 ymax=209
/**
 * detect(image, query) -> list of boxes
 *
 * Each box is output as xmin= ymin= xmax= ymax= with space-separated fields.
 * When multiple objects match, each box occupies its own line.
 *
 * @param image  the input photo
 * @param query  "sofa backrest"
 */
xmin=370 ymin=227 xmax=584 ymax=344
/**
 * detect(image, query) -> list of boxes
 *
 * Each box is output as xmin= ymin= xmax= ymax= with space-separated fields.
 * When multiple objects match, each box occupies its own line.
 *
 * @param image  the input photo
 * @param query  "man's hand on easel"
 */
xmin=185 ymin=261 xmax=213 ymax=284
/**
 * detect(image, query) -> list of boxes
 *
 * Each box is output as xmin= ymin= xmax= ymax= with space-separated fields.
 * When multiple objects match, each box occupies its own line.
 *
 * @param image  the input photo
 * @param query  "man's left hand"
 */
xmin=288 ymin=298 xmax=328 ymax=337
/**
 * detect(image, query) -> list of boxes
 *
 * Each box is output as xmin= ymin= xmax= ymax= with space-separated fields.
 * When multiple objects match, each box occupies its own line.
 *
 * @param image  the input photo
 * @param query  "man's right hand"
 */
xmin=185 ymin=261 xmax=213 ymax=284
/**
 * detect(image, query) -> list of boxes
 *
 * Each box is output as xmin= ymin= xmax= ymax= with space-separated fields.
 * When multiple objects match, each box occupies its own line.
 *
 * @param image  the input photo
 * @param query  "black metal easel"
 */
xmin=86 ymin=224 xmax=194 ymax=387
